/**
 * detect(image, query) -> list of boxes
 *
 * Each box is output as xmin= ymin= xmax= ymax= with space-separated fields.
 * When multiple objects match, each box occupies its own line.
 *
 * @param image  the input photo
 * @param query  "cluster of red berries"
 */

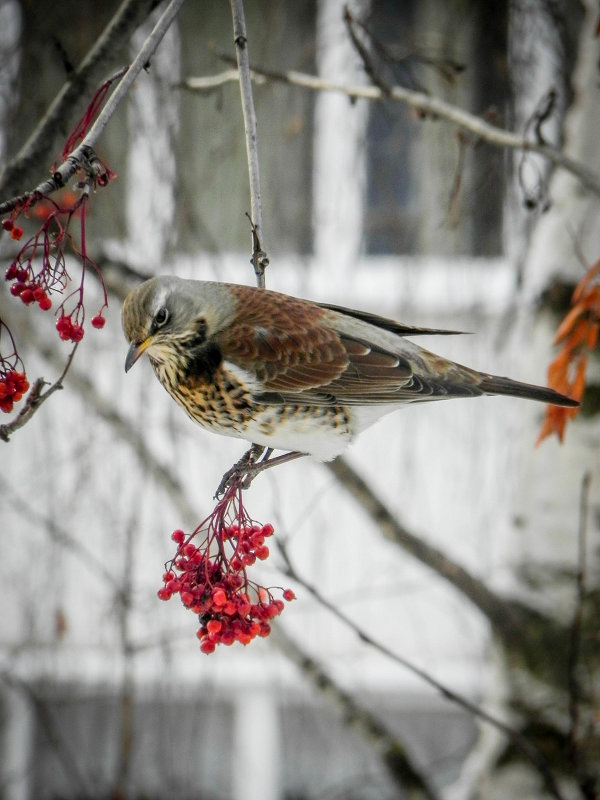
xmin=2 ymin=218 xmax=23 ymax=240
xmin=0 ymin=369 xmax=29 ymax=413
xmin=6 ymin=265 xmax=53 ymax=310
xmin=55 ymin=311 xmax=106 ymax=342
xmin=56 ymin=314 xmax=84 ymax=342
xmin=159 ymin=512 xmax=295 ymax=654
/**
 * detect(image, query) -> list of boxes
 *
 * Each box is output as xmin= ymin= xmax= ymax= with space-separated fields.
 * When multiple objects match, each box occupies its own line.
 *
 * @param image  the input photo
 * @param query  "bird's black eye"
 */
xmin=154 ymin=307 xmax=169 ymax=328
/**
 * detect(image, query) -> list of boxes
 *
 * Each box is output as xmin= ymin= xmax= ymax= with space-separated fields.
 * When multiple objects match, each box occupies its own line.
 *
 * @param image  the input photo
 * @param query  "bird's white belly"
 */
xmin=233 ymin=406 xmax=354 ymax=461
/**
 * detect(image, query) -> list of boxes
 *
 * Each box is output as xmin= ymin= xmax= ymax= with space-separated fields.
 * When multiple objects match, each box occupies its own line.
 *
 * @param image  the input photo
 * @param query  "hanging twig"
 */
xmin=229 ymin=0 xmax=268 ymax=287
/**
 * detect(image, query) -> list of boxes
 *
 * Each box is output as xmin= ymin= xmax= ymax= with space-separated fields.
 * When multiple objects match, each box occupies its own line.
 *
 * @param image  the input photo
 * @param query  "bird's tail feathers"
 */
xmin=479 ymin=374 xmax=579 ymax=408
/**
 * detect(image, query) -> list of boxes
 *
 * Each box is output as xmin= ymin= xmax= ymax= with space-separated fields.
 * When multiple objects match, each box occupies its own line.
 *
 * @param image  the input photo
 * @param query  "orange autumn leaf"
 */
xmin=537 ymin=260 xmax=600 ymax=445
xmin=554 ymin=295 xmax=597 ymax=342
xmin=572 ymin=258 xmax=600 ymax=303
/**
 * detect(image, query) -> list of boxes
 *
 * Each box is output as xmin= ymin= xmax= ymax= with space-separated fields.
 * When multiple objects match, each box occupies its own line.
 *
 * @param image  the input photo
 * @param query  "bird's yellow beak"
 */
xmin=125 ymin=337 xmax=152 ymax=372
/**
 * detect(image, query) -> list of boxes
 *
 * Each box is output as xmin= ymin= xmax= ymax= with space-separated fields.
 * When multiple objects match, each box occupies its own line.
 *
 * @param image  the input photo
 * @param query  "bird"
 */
xmin=122 ymin=275 xmax=578 ymax=461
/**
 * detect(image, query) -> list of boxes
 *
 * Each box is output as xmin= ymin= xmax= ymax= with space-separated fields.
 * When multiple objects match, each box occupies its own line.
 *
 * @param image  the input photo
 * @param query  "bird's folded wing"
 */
xmin=220 ymin=288 xmax=482 ymax=406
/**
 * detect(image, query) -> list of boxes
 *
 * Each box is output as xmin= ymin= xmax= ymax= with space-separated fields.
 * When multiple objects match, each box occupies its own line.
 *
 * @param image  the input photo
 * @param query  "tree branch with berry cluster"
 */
xmin=0 ymin=0 xmax=187 ymax=438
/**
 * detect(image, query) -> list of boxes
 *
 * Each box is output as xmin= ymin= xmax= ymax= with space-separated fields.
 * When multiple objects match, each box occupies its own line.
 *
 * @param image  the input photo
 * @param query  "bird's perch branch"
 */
xmin=181 ymin=63 xmax=600 ymax=197
xmin=229 ymin=0 xmax=268 ymax=288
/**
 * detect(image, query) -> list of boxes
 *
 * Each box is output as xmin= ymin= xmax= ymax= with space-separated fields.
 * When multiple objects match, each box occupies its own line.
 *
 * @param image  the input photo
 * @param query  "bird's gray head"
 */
xmin=122 ymin=276 xmax=235 ymax=372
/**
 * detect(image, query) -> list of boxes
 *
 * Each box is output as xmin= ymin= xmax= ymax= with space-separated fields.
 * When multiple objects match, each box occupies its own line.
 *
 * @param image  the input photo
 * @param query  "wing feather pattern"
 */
xmin=218 ymin=285 xmax=475 ymax=406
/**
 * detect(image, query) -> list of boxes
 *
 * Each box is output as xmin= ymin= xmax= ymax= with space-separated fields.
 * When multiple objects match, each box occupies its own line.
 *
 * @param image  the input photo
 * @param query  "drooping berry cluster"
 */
xmin=0 ymin=79 xmax=116 ymax=419
xmin=0 ymin=321 xmax=29 ymax=414
xmin=6 ymin=264 xmax=53 ymax=310
xmin=158 ymin=486 xmax=295 ymax=654
xmin=0 ymin=369 xmax=29 ymax=414
xmin=2 ymin=218 xmax=24 ymax=240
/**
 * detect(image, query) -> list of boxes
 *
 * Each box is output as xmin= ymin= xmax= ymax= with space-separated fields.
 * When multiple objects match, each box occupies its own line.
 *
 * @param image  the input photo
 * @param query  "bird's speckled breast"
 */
xmin=152 ymin=356 xmax=353 ymax=458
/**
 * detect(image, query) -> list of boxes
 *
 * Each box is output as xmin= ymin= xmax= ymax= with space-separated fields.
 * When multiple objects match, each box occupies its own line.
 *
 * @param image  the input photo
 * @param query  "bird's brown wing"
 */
xmin=219 ymin=286 xmax=481 ymax=406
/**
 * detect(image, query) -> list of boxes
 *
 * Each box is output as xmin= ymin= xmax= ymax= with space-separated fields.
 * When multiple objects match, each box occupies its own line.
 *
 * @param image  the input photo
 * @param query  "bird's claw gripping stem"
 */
xmin=215 ymin=444 xmax=306 ymax=497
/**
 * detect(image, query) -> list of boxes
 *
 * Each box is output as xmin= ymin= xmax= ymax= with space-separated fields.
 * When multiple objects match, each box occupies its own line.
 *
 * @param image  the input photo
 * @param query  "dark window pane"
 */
xmin=364 ymin=0 xmax=509 ymax=256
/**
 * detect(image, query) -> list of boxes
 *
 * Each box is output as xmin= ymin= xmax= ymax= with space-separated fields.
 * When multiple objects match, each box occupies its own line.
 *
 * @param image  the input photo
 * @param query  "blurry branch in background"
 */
xmin=326 ymin=459 xmax=531 ymax=649
xmin=276 ymin=539 xmax=567 ymax=800
xmin=0 ymin=474 xmax=121 ymax=592
xmin=0 ymin=672 xmax=90 ymax=796
xmin=180 ymin=58 xmax=600 ymax=198
xmin=13 ymin=312 xmax=198 ymax=525
xmin=567 ymin=472 xmax=593 ymax=785
xmin=272 ymin=626 xmax=440 ymax=800
xmin=326 ymin=458 xmax=579 ymax=686
xmin=0 ymin=0 xmax=161 ymax=199
xmin=326 ymin=456 xmax=600 ymax=796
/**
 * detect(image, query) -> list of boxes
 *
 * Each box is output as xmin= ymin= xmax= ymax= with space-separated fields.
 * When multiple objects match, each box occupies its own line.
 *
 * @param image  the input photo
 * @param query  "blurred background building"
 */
xmin=1 ymin=1 xmax=598 ymax=798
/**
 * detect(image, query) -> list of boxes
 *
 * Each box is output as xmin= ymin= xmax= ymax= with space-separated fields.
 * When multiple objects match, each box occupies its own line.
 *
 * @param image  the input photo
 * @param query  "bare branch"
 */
xmin=0 ymin=0 xmax=187 ymax=216
xmin=0 ymin=475 xmax=121 ymax=591
xmin=272 ymin=626 xmax=439 ymax=800
xmin=0 ymin=0 xmax=160 ymax=198
xmin=229 ymin=0 xmax=268 ymax=287
xmin=181 ymin=65 xmax=600 ymax=196
xmin=0 ymin=345 xmax=78 ymax=442
xmin=10 ymin=311 xmax=198 ymax=523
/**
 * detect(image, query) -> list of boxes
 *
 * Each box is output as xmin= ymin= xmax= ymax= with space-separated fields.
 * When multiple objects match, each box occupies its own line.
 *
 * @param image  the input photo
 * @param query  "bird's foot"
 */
xmin=215 ymin=445 xmax=306 ymax=497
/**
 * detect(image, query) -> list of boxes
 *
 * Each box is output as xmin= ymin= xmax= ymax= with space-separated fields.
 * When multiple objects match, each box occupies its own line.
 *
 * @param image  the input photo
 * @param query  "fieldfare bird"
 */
xmin=122 ymin=276 xmax=578 ymax=461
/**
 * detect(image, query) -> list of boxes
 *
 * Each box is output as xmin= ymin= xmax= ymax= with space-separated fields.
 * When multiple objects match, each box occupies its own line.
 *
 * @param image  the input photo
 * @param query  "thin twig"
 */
xmin=0 ymin=474 xmax=121 ymax=591
xmin=271 ymin=626 xmax=439 ymax=800
xmin=181 ymin=64 xmax=600 ymax=197
xmin=0 ymin=344 xmax=78 ymax=442
xmin=276 ymin=539 xmax=567 ymax=800
xmin=567 ymin=471 xmax=592 ymax=774
xmin=229 ymin=0 xmax=268 ymax=287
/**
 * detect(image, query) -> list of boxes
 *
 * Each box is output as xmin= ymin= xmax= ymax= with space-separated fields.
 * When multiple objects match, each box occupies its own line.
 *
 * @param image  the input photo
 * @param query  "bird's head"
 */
xmin=121 ymin=276 xmax=236 ymax=372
